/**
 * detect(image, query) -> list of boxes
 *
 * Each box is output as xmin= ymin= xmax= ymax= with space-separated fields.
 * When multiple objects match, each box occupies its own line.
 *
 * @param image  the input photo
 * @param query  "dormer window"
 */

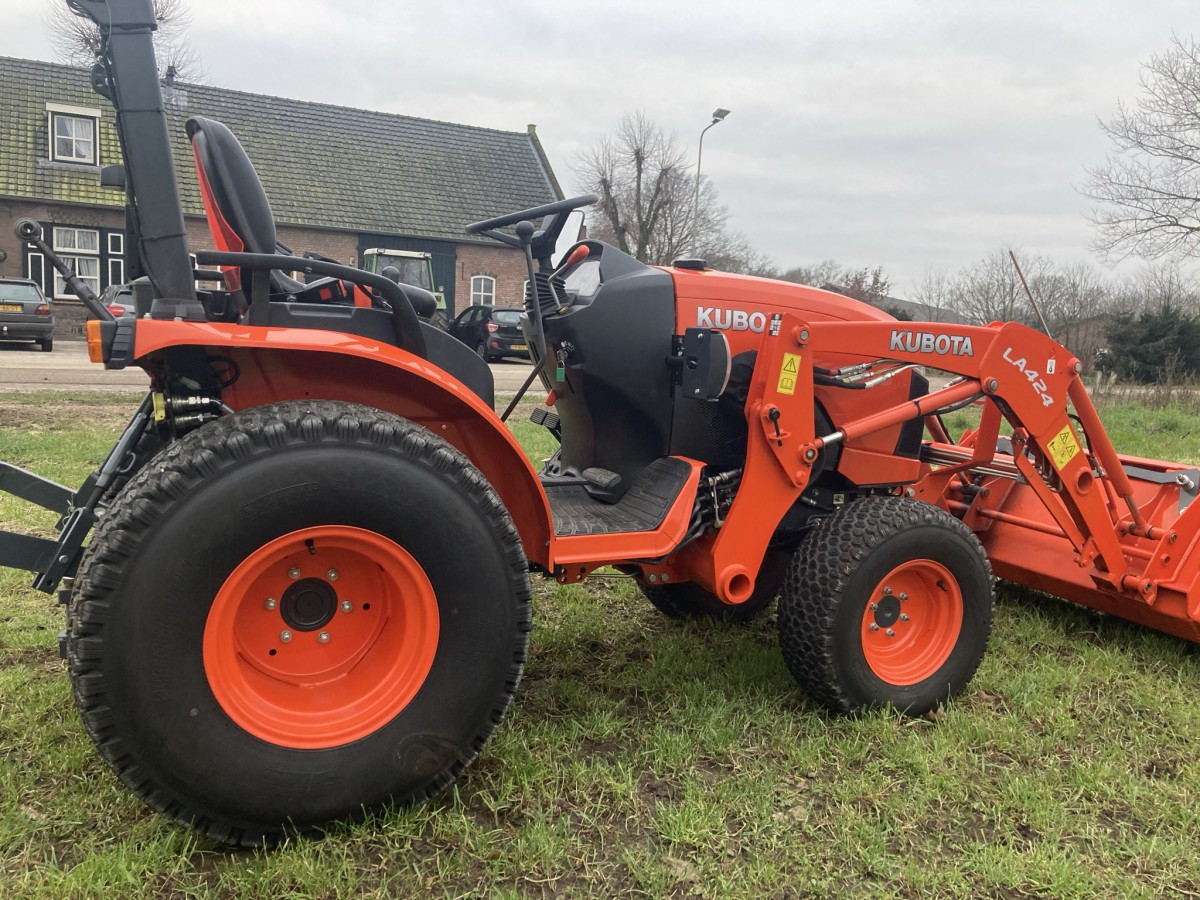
xmin=47 ymin=103 xmax=100 ymax=166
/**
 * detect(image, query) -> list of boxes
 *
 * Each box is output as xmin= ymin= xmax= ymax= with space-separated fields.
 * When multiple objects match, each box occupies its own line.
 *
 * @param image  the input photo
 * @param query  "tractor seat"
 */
xmin=186 ymin=116 xmax=492 ymax=404
xmin=186 ymin=116 xmax=435 ymax=317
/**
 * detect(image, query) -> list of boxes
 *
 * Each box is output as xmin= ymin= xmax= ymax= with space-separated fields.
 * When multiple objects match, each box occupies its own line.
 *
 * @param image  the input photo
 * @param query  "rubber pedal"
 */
xmin=531 ymin=407 xmax=561 ymax=430
xmin=582 ymin=467 xmax=621 ymax=490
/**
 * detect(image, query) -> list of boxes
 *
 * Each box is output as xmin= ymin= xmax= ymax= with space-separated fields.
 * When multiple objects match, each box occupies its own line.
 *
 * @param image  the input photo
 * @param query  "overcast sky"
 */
xmin=4 ymin=1 xmax=1195 ymax=294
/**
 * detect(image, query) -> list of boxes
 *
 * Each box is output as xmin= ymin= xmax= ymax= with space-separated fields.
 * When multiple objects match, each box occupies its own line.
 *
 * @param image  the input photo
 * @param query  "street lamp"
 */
xmin=693 ymin=107 xmax=730 ymax=257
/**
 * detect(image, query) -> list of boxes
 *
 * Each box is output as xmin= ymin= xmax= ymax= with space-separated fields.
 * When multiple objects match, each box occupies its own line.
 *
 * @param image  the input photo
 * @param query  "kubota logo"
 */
xmin=889 ymin=330 xmax=975 ymax=357
xmin=697 ymin=307 xmax=767 ymax=333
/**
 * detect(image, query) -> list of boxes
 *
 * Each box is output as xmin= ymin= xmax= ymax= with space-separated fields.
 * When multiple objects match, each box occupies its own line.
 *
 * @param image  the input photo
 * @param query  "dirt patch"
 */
xmin=0 ymin=396 xmax=139 ymax=432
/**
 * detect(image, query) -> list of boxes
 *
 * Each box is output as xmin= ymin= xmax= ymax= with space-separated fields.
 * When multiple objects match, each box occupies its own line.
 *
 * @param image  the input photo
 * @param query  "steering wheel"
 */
xmin=465 ymin=194 xmax=597 ymax=235
xmin=466 ymin=194 xmax=597 ymax=266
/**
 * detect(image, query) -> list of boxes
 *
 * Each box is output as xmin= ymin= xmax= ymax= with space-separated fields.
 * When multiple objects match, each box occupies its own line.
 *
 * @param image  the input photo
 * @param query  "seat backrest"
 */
xmin=187 ymin=116 xmax=277 ymax=268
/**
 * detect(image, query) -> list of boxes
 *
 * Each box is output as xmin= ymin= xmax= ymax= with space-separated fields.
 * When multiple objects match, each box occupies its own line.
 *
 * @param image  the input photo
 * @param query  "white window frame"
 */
xmin=108 ymin=232 xmax=125 ymax=286
xmin=471 ymin=275 xmax=496 ymax=306
xmin=51 ymin=226 xmax=101 ymax=300
xmin=47 ymin=103 xmax=101 ymax=166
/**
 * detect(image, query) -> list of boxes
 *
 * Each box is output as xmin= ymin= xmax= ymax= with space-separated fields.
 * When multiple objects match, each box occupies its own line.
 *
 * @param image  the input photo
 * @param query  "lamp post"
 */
xmin=692 ymin=107 xmax=730 ymax=257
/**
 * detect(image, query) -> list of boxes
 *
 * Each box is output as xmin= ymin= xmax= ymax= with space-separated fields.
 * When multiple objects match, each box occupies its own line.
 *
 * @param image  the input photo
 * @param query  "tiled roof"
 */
xmin=0 ymin=56 xmax=561 ymax=241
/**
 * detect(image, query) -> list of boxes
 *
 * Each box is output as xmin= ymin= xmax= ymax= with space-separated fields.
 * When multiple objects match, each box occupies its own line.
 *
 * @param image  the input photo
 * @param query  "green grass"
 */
xmin=3 ymin=391 xmax=1200 ymax=896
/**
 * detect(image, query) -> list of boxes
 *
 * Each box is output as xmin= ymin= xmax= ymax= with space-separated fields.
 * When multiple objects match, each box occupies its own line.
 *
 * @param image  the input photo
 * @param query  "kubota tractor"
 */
xmin=7 ymin=0 xmax=1200 ymax=845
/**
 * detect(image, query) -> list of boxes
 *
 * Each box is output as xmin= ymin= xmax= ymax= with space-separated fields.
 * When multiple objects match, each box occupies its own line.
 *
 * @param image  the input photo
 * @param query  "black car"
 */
xmin=0 ymin=278 xmax=54 ymax=352
xmin=448 ymin=305 xmax=528 ymax=361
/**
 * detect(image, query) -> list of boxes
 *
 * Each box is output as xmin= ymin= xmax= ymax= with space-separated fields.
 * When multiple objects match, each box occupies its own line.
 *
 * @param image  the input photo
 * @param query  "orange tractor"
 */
xmin=7 ymin=0 xmax=1200 ymax=844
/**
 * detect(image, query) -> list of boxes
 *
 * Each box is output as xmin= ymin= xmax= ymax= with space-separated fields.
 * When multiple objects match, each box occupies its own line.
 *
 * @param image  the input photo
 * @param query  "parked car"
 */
xmin=448 ymin=305 xmax=528 ymax=361
xmin=0 ymin=278 xmax=54 ymax=352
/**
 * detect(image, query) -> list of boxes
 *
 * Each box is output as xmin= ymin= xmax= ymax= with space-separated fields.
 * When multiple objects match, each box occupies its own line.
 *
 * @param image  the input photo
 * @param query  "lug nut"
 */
xmin=288 ymin=567 xmax=301 ymax=580
xmin=900 ymin=613 xmax=910 ymax=622
xmin=899 ymin=593 xmax=908 ymax=601
xmin=886 ymin=628 xmax=895 ymax=637
xmin=327 ymin=569 xmax=339 ymax=581
xmin=264 ymin=597 xmax=277 ymax=610
xmin=869 ymin=623 xmax=879 ymax=632
xmin=883 ymin=586 xmax=892 ymax=595
xmin=280 ymin=630 xmax=292 ymax=643
xmin=647 ymin=573 xmax=658 ymax=583
xmin=340 ymin=600 xmax=353 ymax=614
xmin=870 ymin=602 xmax=879 ymax=611
xmin=318 ymin=631 xmax=330 ymax=643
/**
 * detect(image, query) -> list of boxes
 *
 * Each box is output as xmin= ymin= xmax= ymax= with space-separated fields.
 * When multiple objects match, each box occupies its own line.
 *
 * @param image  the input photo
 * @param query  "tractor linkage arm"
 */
xmin=678 ymin=313 xmax=1194 ymax=627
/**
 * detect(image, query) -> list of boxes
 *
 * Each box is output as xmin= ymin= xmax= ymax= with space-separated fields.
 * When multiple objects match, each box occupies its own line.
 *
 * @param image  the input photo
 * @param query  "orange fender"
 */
xmin=132 ymin=320 xmax=553 ymax=568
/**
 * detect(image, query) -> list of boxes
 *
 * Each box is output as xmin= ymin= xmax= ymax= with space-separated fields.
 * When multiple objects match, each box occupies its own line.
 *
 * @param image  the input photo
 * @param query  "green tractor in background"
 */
xmin=361 ymin=248 xmax=448 ymax=329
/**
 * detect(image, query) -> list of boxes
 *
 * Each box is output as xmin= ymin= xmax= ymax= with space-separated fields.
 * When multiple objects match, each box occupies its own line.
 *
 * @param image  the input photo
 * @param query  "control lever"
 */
xmin=13 ymin=220 xmax=114 ymax=322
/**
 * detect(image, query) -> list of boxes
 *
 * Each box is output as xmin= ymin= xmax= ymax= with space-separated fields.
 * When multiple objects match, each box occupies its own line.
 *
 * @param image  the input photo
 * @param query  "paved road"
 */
xmin=0 ymin=339 xmax=536 ymax=394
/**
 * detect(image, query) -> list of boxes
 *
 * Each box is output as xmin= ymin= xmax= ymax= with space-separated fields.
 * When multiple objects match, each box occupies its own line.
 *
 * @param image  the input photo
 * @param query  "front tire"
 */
xmin=68 ymin=401 xmax=531 ymax=845
xmin=777 ymin=496 xmax=993 ymax=715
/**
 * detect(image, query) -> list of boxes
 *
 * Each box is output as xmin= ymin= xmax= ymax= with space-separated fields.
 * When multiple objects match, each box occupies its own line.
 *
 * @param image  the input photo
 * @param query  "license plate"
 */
xmin=511 ymin=344 xmax=527 ymax=352
xmin=0 ymin=304 xmax=21 ymax=313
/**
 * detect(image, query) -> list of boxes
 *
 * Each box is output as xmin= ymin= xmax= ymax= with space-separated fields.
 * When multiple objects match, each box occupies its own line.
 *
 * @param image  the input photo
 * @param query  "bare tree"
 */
xmin=778 ymin=259 xmax=845 ymax=290
xmin=1084 ymin=35 xmax=1200 ymax=260
xmin=910 ymin=266 xmax=955 ymax=321
xmin=947 ymin=248 xmax=1048 ymax=326
xmin=576 ymin=113 xmax=767 ymax=270
xmin=47 ymin=0 xmax=203 ymax=82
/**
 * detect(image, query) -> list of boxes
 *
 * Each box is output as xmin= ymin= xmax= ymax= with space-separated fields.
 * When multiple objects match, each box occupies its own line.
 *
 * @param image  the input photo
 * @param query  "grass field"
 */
xmin=2 ymin=392 xmax=1200 ymax=898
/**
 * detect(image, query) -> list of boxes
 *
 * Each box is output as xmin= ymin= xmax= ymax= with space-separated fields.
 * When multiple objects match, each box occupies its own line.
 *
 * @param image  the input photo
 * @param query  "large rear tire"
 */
xmin=777 ymin=496 xmax=992 ymax=715
xmin=68 ymin=400 xmax=531 ymax=845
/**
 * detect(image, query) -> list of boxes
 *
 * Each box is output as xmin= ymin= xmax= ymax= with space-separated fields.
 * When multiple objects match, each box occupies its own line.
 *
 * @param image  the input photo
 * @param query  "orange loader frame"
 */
xmin=669 ymin=312 xmax=1200 ymax=643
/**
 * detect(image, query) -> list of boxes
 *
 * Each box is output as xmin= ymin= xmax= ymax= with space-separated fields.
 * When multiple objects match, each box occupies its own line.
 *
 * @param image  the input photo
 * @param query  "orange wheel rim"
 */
xmin=860 ymin=559 xmax=962 ymax=686
xmin=204 ymin=525 xmax=438 ymax=749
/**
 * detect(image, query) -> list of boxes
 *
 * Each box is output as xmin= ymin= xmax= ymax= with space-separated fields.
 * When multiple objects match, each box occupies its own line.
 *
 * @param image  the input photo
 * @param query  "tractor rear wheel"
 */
xmin=639 ymin=550 xmax=790 ymax=622
xmin=67 ymin=400 xmax=531 ymax=846
xmin=777 ymin=496 xmax=992 ymax=715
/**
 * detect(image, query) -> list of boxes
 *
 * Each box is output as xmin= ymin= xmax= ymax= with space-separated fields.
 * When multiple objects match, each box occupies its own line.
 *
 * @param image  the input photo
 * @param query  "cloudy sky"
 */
xmin=3 ymin=1 xmax=1194 ymax=293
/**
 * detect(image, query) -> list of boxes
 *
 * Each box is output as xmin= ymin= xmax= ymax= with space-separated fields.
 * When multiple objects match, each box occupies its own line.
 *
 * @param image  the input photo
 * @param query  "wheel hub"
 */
xmin=873 ymin=594 xmax=901 ymax=628
xmin=203 ymin=525 xmax=439 ymax=749
xmin=280 ymin=577 xmax=337 ymax=631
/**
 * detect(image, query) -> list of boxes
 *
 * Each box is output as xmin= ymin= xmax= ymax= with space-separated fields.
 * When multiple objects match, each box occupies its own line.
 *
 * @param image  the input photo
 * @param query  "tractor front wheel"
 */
xmin=777 ymin=496 xmax=993 ymax=715
xmin=67 ymin=400 xmax=531 ymax=845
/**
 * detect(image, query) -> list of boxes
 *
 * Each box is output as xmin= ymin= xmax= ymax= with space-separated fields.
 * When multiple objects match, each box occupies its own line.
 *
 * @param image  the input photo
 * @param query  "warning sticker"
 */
xmin=777 ymin=353 xmax=800 ymax=396
xmin=1046 ymin=425 xmax=1081 ymax=470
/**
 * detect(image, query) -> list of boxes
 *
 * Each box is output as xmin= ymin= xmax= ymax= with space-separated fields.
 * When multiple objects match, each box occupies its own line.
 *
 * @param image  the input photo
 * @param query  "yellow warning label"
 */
xmin=778 ymin=353 xmax=800 ymax=396
xmin=1046 ymin=425 xmax=1081 ymax=470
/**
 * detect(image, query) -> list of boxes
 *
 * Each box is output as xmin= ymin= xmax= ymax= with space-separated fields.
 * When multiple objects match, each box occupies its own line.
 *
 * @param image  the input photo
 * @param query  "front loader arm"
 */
xmin=697 ymin=315 xmax=1142 ymax=603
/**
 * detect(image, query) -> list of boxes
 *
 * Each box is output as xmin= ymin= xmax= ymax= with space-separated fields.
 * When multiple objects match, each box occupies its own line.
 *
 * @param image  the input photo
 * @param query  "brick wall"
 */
xmin=455 ymin=243 xmax=530 ymax=309
xmin=0 ymin=198 xmax=528 ymax=336
xmin=0 ymin=199 xmax=125 ymax=339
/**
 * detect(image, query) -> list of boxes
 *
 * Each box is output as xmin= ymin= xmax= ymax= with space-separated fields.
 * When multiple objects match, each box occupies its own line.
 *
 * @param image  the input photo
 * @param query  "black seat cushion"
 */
xmin=186 ymin=116 xmax=277 ymax=254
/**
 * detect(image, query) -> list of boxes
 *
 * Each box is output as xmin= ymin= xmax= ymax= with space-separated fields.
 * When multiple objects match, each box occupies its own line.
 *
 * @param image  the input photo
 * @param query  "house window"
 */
xmin=47 ymin=104 xmax=100 ymax=165
xmin=108 ymin=233 xmax=125 ymax=286
xmin=52 ymin=227 xmax=101 ymax=299
xmin=471 ymin=275 xmax=496 ymax=306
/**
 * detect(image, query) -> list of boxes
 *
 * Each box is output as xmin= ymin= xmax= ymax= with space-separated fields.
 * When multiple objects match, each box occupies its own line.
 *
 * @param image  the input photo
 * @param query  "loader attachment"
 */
xmin=0 ymin=394 xmax=155 ymax=593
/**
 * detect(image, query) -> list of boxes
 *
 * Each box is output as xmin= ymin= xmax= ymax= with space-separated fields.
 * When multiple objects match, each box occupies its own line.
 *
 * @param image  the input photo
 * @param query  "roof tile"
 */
xmin=0 ymin=56 xmax=560 ymax=241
